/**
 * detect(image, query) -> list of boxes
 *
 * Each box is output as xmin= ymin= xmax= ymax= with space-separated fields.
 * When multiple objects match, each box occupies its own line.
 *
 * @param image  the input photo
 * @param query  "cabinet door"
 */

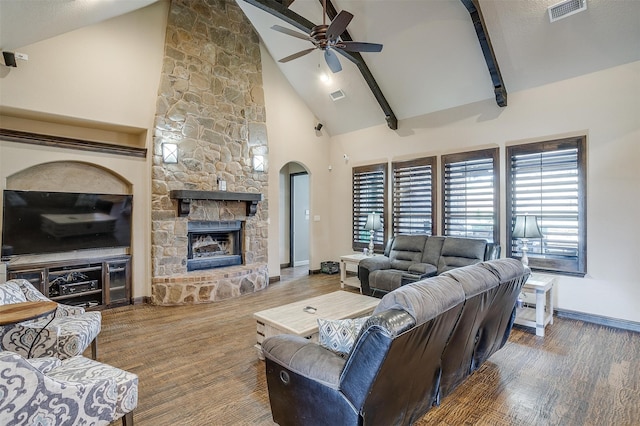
xmin=8 ymin=269 xmax=46 ymax=295
xmin=107 ymin=259 xmax=130 ymax=306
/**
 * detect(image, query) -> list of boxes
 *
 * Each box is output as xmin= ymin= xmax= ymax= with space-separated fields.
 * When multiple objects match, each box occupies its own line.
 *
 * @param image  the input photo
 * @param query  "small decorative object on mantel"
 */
xmin=217 ymin=178 xmax=227 ymax=191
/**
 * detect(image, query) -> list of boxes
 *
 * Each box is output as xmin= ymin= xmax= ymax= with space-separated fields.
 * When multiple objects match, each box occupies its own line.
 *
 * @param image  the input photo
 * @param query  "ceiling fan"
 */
xmin=271 ymin=0 xmax=383 ymax=73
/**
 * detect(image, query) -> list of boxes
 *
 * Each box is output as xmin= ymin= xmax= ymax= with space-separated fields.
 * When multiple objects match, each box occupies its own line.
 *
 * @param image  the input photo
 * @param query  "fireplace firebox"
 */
xmin=187 ymin=221 xmax=242 ymax=271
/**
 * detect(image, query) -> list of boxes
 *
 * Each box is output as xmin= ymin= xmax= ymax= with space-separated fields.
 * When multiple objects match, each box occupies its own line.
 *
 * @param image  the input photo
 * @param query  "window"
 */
xmin=392 ymin=157 xmax=436 ymax=236
xmin=442 ymin=148 xmax=499 ymax=243
xmin=352 ymin=163 xmax=387 ymax=252
xmin=506 ymin=136 xmax=586 ymax=276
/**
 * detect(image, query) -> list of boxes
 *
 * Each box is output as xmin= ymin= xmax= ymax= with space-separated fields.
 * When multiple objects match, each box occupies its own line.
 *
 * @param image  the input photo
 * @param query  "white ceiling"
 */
xmin=1 ymin=0 xmax=639 ymax=136
xmin=0 ymin=0 xmax=158 ymax=51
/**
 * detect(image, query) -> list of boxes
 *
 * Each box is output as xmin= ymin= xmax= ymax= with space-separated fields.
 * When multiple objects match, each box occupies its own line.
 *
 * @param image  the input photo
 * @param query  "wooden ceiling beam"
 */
xmin=241 ymin=0 xmax=398 ymax=130
xmin=460 ymin=0 xmax=507 ymax=107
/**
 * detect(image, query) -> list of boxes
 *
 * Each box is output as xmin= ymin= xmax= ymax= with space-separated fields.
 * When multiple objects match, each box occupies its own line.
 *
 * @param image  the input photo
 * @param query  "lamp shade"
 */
xmin=364 ymin=212 xmax=382 ymax=231
xmin=512 ymin=215 xmax=543 ymax=239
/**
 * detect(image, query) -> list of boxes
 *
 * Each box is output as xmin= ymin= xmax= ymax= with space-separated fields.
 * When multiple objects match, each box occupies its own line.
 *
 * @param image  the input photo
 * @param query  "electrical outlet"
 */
xmin=14 ymin=52 xmax=28 ymax=61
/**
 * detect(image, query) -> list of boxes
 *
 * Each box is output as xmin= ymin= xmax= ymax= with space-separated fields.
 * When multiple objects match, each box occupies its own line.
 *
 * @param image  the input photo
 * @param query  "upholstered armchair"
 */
xmin=0 ymin=350 xmax=138 ymax=425
xmin=0 ymin=279 xmax=101 ymax=360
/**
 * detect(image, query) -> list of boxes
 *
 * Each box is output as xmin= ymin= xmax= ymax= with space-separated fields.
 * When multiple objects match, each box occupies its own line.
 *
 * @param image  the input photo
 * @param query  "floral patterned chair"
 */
xmin=0 ymin=350 xmax=138 ymax=425
xmin=0 ymin=279 xmax=101 ymax=360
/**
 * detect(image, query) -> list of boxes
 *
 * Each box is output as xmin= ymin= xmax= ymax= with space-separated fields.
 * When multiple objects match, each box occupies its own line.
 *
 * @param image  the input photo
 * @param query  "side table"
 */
xmin=340 ymin=253 xmax=374 ymax=294
xmin=514 ymin=274 xmax=556 ymax=337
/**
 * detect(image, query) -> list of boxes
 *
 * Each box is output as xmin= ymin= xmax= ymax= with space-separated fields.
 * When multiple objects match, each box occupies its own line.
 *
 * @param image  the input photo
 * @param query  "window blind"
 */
xmin=392 ymin=157 xmax=436 ymax=236
xmin=507 ymin=137 xmax=586 ymax=275
xmin=442 ymin=149 xmax=498 ymax=243
xmin=352 ymin=163 xmax=387 ymax=251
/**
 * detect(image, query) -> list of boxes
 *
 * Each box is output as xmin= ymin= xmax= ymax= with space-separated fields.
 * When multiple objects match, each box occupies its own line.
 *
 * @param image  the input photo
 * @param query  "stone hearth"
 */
xmin=151 ymin=263 xmax=268 ymax=305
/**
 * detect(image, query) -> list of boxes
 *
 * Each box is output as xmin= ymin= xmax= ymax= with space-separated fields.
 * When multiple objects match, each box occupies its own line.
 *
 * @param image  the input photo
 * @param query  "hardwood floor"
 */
xmin=100 ymin=272 xmax=640 ymax=426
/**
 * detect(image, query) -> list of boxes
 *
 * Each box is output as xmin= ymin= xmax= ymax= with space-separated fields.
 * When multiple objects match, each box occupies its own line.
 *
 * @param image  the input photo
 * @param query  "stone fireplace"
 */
xmin=150 ymin=0 xmax=269 ymax=306
xmin=187 ymin=220 xmax=243 ymax=271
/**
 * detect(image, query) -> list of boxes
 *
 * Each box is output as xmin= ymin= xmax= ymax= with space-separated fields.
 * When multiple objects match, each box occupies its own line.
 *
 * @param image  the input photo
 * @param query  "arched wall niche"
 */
xmin=6 ymin=161 xmax=132 ymax=194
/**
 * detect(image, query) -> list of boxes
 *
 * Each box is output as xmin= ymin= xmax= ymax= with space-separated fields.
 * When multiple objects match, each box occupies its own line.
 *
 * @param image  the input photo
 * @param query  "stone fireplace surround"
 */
xmin=150 ymin=0 xmax=269 ymax=306
xmin=150 ymin=195 xmax=268 ymax=306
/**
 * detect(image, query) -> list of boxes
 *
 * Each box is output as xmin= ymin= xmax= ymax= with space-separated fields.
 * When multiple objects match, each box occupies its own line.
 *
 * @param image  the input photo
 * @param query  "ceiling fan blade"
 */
xmin=339 ymin=41 xmax=383 ymax=53
xmin=324 ymin=49 xmax=342 ymax=73
xmin=271 ymin=25 xmax=312 ymax=41
xmin=326 ymin=10 xmax=353 ymax=41
xmin=278 ymin=47 xmax=316 ymax=63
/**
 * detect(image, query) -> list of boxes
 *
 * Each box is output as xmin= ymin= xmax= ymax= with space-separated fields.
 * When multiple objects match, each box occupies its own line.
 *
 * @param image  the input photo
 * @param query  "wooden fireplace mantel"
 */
xmin=170 ymin=190 xmax=263 ymax=217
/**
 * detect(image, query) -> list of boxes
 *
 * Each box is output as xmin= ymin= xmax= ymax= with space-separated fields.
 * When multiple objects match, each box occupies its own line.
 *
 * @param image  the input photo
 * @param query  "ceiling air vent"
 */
xmin=329 ymin=89 xmax=346 ymax=102
xmin=548 ymin=0 xmax=587 ymax=23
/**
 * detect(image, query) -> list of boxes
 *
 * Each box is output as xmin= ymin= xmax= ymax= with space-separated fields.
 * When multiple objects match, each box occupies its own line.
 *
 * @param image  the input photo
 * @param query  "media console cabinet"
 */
xmin=6 ymin=255 xmax=131 ymax=310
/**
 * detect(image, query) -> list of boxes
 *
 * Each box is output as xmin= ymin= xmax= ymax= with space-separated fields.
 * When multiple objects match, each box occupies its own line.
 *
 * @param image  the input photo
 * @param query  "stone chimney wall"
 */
xmin=151 ymin=0 xmax=268 ymax=283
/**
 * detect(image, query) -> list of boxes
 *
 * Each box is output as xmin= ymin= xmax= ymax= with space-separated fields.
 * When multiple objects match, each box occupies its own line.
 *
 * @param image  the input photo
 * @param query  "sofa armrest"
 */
xmin=359 ymin=256 xmax=391 ymax=272
xmin=262 ymin=334 xmax=346 ymax=388
xmin=359 ymin=256 xmax=392 ymax=296
xmin=55 ymin=303 xmax=86 ymax=317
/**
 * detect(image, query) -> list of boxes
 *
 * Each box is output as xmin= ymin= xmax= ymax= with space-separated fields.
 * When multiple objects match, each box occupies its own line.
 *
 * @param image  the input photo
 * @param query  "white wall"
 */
xmin=0 ymin=2 xmax=168 ymax=299
xmin=329 ymin=61 xmax=640 ymax=323
xmin=260 ymin=45 xmax=334 ymax=278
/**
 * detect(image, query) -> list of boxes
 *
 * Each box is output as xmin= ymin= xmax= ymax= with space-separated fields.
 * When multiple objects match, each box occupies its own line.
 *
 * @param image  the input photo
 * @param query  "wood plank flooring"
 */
xmin=98 ymin=270 xmax=640 ymax=426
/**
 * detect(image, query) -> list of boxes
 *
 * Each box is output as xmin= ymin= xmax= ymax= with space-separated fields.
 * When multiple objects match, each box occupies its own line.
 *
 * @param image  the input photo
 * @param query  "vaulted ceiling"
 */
xmin=1 ymin=0 xmax=639 ymax=136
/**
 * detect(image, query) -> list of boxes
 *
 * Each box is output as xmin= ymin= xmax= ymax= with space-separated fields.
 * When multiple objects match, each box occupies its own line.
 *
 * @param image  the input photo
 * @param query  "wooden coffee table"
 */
xmin=254 ymin=291 xmax=379 ymax=359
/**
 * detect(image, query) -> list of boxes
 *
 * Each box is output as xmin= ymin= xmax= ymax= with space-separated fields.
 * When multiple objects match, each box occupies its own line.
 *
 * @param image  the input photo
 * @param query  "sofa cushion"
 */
xmin=317 ymin=316 xmax=369 ymax=357
xmin=481 ymin=258 xmax=527 ymax=282
xmin=441 ymin=263 xmax=500 ymax=297
xmin=407 ymin=263 xmax=437 ymax=277
xmin=421 ymin=236 xmax=445 ymax=266
xmin=437 ymin=237 xmax=487 ymax=274
xmin=388 ymin=235 xmax=427 ymax=270
xmin=373 ymin=275 xmax=464 ymax=324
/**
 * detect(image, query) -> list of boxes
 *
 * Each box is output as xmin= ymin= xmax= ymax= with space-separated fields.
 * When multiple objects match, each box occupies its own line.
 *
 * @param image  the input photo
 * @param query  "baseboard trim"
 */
xmin=269 ymin=276 xmax=280 ymax=284
xmin=310 ymin=269 xmax=321 ymax=275
xmin=555 ymin=308 xmax=640 ymax=333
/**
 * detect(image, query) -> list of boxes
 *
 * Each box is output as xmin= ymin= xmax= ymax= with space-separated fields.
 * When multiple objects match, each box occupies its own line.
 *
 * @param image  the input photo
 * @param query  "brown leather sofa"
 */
xmin=261 ymin=258 xmax=529 ymax=425
xmin=358 ymin=235 xmax=500 ymax=297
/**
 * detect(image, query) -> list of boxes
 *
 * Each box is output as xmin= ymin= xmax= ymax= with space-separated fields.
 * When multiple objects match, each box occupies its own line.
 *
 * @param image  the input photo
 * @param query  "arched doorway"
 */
xmin=279 ymin=161 xmax=310 ymax=279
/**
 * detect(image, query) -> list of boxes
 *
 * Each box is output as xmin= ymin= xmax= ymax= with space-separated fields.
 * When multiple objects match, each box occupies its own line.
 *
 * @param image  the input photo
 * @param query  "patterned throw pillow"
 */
xmin=317 ymin=316 xmax=370 ymax=357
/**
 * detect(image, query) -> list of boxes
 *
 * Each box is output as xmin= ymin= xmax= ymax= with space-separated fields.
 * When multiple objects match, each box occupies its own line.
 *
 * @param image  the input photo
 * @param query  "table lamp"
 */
xmin=364 ymin=212 xmax=382 ymax=256
xmin=512 ymin=214 xmax=543 ymax=266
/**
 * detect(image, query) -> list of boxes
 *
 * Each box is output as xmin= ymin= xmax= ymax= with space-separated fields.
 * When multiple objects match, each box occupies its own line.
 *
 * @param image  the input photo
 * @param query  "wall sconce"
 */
xmin=252 ymin=154 xmax=265 ymax=172
xmin=162 ymin=143 xmax=178 ymax=164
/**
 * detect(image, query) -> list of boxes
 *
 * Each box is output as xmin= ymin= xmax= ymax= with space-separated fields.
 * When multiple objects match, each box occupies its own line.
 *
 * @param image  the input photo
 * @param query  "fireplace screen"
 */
xmin=187 ymin=221 xmax=242 ymax=271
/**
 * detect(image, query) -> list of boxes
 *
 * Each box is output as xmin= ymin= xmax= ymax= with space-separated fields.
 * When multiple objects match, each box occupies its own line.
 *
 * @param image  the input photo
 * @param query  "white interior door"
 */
xmin=291 ymin=173 xmax=309 ymax=267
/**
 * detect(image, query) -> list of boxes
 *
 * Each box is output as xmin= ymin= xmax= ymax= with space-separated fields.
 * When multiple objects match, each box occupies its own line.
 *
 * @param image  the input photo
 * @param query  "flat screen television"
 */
xmin=2 ymin=190 xmax=132 ymax=258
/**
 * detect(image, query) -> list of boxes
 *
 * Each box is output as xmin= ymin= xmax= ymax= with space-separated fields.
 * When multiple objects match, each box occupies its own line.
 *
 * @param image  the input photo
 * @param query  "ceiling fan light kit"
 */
xmin=271 ymin=0 xmax=383 ymax=73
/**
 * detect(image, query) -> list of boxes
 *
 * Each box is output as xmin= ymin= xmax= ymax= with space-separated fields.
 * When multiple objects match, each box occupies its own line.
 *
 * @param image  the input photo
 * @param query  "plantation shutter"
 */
xmin=442 ymin=148 xmax=499 ymax=243
xmin=507 ymin=137 xmax=586 ymax=275
xmin=392 ymin=157 xmax=436 ymax=236
xmin=352 ymin=163 xmax=387 ymax=252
